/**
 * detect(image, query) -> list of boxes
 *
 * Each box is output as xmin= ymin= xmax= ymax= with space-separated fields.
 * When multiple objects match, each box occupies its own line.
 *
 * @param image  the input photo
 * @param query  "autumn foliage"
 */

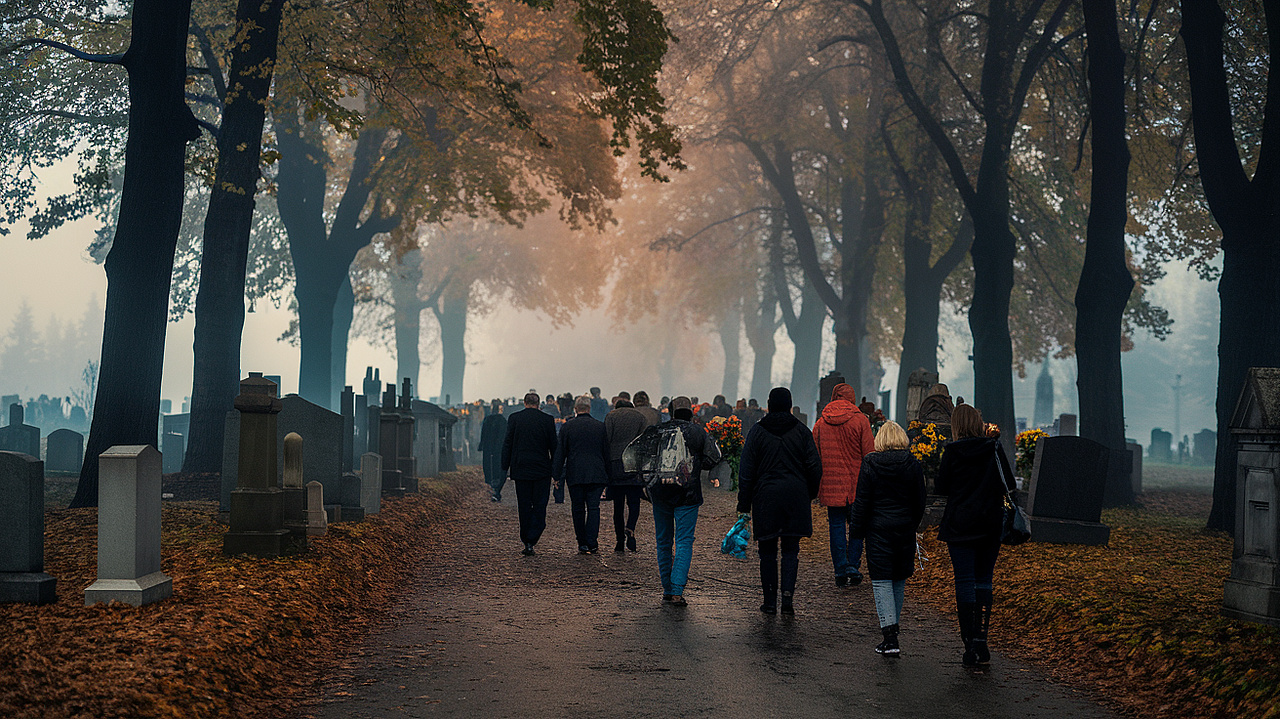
xmin=0 ymin=472 xmax=474 ymax=719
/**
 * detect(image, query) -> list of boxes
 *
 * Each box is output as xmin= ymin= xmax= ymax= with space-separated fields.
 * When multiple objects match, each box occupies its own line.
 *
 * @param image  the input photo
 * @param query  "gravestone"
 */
xmin=1102 ymin=445 xmax=1135 ymax=508
xmin=85 ymin=445 xmax=172 ymax=606
xmin=1127 ymin=440 xmax=1143 ymax=496
xmin=223 ymin=374 xmax=295 ymax=557
xmin=396 ymin=378 xmax=418 ymax=490
xmin=219 ymin=410 xmax=240 ymax=517
xmin=354 ymin=392 xmax=369 ymax=458
xmin=1223 ymin=368 xmax=1280 ymax=627
xmin=0 ymin=451 xmax=56 ymax=604
xmin=1058 ymin=413 xmax=1078 ymax=437
xmin=380 ymin=384 xmax=406 ymax=496
xmin=1149 ymin=428 xmax=1173 ymax=462
xmin=341 ymin=386 xmax=355 ymax=473
xmin=904 ymin=368 xmax=939 ymax=423
xmin=305 ymin=481 xmax=328 ymax=536
xmin=1026 ymin=436 xmax=1111 ymax=545
xmin=412 ymin=399 xmax=459 ymax=479
xmin=0 ymin=404 xmax=40 ymax=457
xmin=162 ymin=432 xmax=184 ymax=474
xmin=367 ymin=403 xmax=382 ymax=478
xmin=360 ymin=453 xmax=382 ymax=516
xmin=281 ymin=432 xmax=306 ymax=535
xmin=45 ymin=428 xmax=84 ymax=474
xmin=338 ymin=472 xmax=365 ymax=522
xmin=277 ymin=394 xmax=343 ymax=508
xmin=0 ymin=395 xmax=19 ymax=421
xmin=817 ymin=371 xmax=846 ymax=420
xmin=1194 ymin=429 xmax=1217 ymax=466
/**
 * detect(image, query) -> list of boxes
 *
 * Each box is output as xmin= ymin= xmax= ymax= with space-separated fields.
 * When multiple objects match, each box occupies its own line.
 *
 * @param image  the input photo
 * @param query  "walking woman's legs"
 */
xmin=871 ymin=580 xmax=898 ymax=627
xmin=947 ymin=541 xmax=979 ymax=666
xmin=780 ymin=536 xmax=800 ymax=614
xmin=972 ymin=542 xmax=1000 ymax=663
xmin=758 ymin=536 xmax=778 ymax=613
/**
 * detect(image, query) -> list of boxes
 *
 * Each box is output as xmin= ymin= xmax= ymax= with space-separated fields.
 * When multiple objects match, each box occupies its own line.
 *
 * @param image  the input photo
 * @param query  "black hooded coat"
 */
xmin=849 ymin=450 xmax=927 ymax=580
xmin=736 ymin=412 xmax=822 ymax=541
xmin=935 ymin=437 xmax=1016 ymax=544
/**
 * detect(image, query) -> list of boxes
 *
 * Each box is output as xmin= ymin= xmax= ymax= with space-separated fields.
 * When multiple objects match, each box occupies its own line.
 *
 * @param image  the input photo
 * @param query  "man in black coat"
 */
xmin=554 ymin=395 xmax=611 ymax=553
xmin=502 ymin=392 xmax=559 ymax=556
xmin=479 ymin=400 xmax=508 ymax=501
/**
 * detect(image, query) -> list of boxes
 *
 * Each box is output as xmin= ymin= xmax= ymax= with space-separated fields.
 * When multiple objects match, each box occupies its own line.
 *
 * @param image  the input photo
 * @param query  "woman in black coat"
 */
xmin=737 ymin=387 xmax=822 ymax=616
xmin=849 ymin=420 xmax=926 ymax=655
xmin=935 ymin=404 xmax=1016 ymax=667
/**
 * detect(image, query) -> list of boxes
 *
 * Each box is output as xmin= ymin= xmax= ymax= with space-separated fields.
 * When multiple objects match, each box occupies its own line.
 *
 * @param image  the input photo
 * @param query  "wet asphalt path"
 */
xmin=305 ymin=472 xmax=1114 ymax=718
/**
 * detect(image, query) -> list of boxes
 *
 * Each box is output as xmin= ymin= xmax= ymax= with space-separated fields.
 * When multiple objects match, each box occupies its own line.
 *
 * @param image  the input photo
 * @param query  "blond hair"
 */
xmin=874 ymin=421 xmax=910 ymax=452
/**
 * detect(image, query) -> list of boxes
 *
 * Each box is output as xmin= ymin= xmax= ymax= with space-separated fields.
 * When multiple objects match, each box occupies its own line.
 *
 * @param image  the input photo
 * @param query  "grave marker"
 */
xmin=85 ymin=445 xmax=172 ymax=606
xmin=360 ymin=453 xmax=382 ymax=516
xmin=45 ymin=428 xmax=84 ymax=474
xmin=1223 ymin=368 xmax=1280 ymax=627
xmin=1026 ymin=436 xmax=1111 ymax=545
xmin=0 ymin=404 xmax=40 ymax=457
xmin=223 ymin=374 xmax=295 ymax=557
xmin=0 ymin=451 xmax=56 ymax=604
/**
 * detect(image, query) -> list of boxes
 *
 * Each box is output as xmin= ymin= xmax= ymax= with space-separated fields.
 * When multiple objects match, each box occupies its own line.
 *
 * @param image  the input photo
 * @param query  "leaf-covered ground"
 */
xmin=909 ymin=491 xmax=1280 ymax=718
xmin=0 ymin=471 xmax=473 ymax=719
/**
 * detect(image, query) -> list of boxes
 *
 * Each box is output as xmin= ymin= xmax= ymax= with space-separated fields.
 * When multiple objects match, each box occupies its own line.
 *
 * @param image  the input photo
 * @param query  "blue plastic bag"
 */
xmin=720 ymin=513 xmax=751 ymax=560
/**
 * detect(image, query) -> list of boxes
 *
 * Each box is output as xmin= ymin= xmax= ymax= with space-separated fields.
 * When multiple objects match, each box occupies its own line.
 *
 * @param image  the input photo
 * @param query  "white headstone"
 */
xmin=304 ymin=481 xmax=328 ymax=536
xmin=85 ymin=445 xmax=173 ymax=607
xmin=360 ymin=452 xmax=382 ymax=516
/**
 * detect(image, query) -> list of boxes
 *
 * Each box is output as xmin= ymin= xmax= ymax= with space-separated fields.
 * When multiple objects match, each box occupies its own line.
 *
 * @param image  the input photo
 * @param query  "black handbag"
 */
xmin=994 ymin=447 xmax=1031 ymax=546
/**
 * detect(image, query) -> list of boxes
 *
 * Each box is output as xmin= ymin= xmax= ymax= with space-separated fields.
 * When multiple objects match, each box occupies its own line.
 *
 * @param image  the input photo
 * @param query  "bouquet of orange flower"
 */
xmin=706 ymin=415 xmax=745 ymax=488
xmin=1015 ymin=429 xmax=1049 ymax=478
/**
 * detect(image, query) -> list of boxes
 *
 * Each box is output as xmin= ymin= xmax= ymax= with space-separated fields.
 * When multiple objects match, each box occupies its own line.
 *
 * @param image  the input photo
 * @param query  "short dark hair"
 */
xmin=524 ymin=392 xmax=541 ymax=407
xmin=951 ymin=404 xmax=985 ymax=439
xmin=618 ymin=391 xmax=631 ymax=400
xmin=634 ymin=391 xmax=650 ymax=406
xmin=590 ymin=387 xmax=601 ymax=397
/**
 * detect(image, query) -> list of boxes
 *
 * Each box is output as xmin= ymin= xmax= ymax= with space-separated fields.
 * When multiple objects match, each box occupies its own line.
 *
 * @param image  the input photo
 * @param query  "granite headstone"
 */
xmin=45 ymin=428 xmax=84 ymax=473
xmin=85 ymin=445 xmax=172 ymax=606
xmin=0 ymin=451 xmax=56 ymax=603
xmin=1026 ymin=436 xmax=1111 ymax=545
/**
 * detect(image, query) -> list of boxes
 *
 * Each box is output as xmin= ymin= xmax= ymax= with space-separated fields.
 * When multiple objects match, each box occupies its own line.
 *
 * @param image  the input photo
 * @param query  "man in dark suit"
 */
xmin=554 ymin=395 xmax=611 ymax=553
xmin=502 ymin=392 xmax=559 ymax=556
xmin=479 ymin=400 xmax=508 ymax=501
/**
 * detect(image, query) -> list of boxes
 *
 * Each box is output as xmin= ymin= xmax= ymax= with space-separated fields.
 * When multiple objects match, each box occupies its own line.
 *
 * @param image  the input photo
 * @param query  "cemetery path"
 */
xmin=303 ymin=478 xmax=1117 ymax=719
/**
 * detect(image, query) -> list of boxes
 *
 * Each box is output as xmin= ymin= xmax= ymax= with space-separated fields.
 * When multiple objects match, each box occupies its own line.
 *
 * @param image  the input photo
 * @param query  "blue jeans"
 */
xmin=947 ymin=540 xmax=1000 ymax=604
xmin=653 ymin=502 xmax=699 ymax=596
xmin=871 ymin=579 xmax=906 ymax=627
xmin=827 ymin=505 xmax=864 ymax=579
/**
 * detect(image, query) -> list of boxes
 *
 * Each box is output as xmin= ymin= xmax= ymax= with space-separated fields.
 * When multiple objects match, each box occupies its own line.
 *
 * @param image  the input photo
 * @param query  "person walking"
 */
xmin=589 ymin=387 xmax=610 ymax=421
xmin=479 ymin=400 xmax=508 ymax=501
xmin=642 ymin=396 xmax=721 ymax=607
xmin=502 ymin=392 xmax=559 ymax=556
xmin=812 ymin=383 xmax=876 ymax=586
xmin=936 ymin=404 xmax=1015 ymax=667
xmin=849 ymin=421 xmax=927 ymax=655
xmin=604 ymin=397 xmax=649 ymax=552
xmin=554 ymin=396 xmax=611 ymax=554
xmin=632 ymin=391 xmax=662 ymax=427
xmin=737 ymin=387 xmax=822 ymax=615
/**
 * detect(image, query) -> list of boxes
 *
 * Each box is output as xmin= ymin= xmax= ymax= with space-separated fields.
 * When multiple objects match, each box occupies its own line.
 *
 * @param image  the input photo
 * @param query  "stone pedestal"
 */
xmin=1223 ymin=368 xmax=1280 ymax=626
xmin=360 ymin=453 xmax=382 ymax=515
xmin=0 ymin=451 xmax=56 ymax=604
xmin=85 ymin=445 xmax=172 ymax=606
xmin=224 ymin=373 xmax=295 ymax=557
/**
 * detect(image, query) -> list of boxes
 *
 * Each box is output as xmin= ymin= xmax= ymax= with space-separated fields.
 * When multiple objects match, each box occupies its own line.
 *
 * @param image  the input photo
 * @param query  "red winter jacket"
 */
xmin=813 ymin=386 xmax=875 ymax=507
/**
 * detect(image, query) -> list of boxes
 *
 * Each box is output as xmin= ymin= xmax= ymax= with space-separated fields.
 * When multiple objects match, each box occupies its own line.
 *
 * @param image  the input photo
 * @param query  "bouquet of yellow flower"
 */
xmin=907 ymin=420 xmax=946 ymax=487
xmin=1015 ymin=429 xmax=1049 ymax=478
xmin=706 ymin=415 xmax=745 ymax=488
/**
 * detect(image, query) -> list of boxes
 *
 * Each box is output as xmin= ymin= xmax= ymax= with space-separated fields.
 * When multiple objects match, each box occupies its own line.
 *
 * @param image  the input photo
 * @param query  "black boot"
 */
xmin=875 ymin=624 xmax=900 ymax=655
xmin=626 ymin=528 xmax=638 ymax=552
xmin=958 ymin=602 xmax=978 ymax=667
xmin=973 ymin=590 xmax=992 ymax=664
xmin=780 ymin=551 xmax=799 ymax=615
xmin=760 ymin=555 xmax=778 ymax=614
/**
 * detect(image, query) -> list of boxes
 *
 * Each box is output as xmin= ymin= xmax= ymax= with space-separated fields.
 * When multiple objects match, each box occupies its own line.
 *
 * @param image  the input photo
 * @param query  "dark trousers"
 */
xmin=759 ymin=536 xmax=802 ymax=602
xmin=569 ymin=483 xmax=606 ymax=550
xmin=553 ymin=478 xmax=565 ymax=504
xmin=611 ymin=486 xmax=643 ymax=541
xmin=514 ymin=478 xmax=552 ymax=546
xmin=483 ymin=450 xmax=505 ymax=498
xmin=947 ymin=540 xmax=1000 ymax=605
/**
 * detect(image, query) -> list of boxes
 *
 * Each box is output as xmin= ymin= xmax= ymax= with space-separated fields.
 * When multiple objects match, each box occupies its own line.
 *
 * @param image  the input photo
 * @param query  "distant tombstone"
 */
xmin=304 ymin=481 xmax=328 ymax=536
xmin=0 ymin=404 xmax=40 ymax=457
xmin=1224 ymin=368 xmax=1280 ymax=627
xmin=67 ymin=406 xmax=88 ymax=433
xmin=817 ymin=371 xmax=846 ymax=420
xmin=397 ymin=378 xmax=418 ymax=490
xmin=904 ymin=368 xmax=939 ymax=423
xmin=1058 ymin=413 xmax=1078 ymax=437
xmin=162 ymin=432 xmax=184 ymax=474
xmin=223 ymin=373 xmax=295 ymax=557
xmin=0 ymin=451 xmax=56 ymax=604
xmin=380 ymin=384 xmax=406 ymax=496
xmin=1026 ymin=436 xmax=1111 ymax=545
xmin=338 ymin=472 xmax=365 ymax=521
xmin=360 ymin=453 xmax=382 ymax=516
xmin=85 ymin=445 xmax=172 ymax=607
xmin=412 ymin=399 xmax=458 ymax=478
xmin=0 ymin=395 xmax=19 ymax=422
xmin=878 ymin=390 xmax=891 ymax=421
xmin=219 ymin=410 xmax=240 ymax=516
xmin=354 ymin=392 xmax=369 ymax=458
xmin=281 ymin=432 xmax=306 ymax=534
xmin=1193 ymin=429 xmax=1217 ymax=466
xmin=340 ymin=386 xmax=356 ymax=473
xmin=277 ymin=394 xmax=343 ymax=507
xmin=160 ymin=399 xmax=172 ymax=414
xmin=45 ymin=428 xmax=84 ymax=473
xmin=362 ymin=367 xmax=381 ymax=402
xmin=162 ymin=412 xmax=190 ymax=442
xmin=1127 ymin=440 xmax=1143 ymax=496
xmin=1149 ymin=428 xmax=1173 ymax=463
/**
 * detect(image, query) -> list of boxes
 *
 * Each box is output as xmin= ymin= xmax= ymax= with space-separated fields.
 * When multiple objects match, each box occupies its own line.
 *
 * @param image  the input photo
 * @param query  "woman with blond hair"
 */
xmin=850 ymin=421 xmax=926 ymax=655
xmin=936 ymin=404 xmax=1016 ymax=667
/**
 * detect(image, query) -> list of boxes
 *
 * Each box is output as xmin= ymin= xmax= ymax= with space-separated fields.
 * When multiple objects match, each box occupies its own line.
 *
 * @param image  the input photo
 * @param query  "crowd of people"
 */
xmin=476 ymin=382 xmax=1015 ymax=666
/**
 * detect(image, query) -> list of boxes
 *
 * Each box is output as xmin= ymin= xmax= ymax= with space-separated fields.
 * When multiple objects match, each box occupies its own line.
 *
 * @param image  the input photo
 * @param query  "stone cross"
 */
xmin=0 ymin=451 xmax=56 ymax=604
xmin=85 ymin=445 xmax=172 ymax=607
xmin=0 ymin=404 xmax=40 ymax=457
xmin=360 ymin=452 xmax=382 ymax=515
xmin=223 ymin=373 xmax=294 ymax=557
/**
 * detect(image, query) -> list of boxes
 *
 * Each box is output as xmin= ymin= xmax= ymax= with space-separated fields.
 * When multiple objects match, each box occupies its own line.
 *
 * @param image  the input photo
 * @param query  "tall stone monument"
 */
xmin=1223 ymin=368 xmax=1280 ymax=626
xmin=223 ymin=373 xmax=294 ymax=557
xmin=380 ymin=383 xmax=406 ymax=497
xmin=1033 ymin=361 xmax=1054 ymax=429
xmin=904 ymin=368 xmax=939 ymax=424
xmin=85 ymin=445 xmax=172 ymax=606
xmin=396 ymin=378 xmax=418 ymax=490
xmin=0 ymin=451 xmax=56 ymax=604
xmin=340 ymin=386 xmax=356 ymax=473
xmin=281 ymin=432 xmax=306 ymax=534
xmin=360 ymin=452 xmax=382 ymax=516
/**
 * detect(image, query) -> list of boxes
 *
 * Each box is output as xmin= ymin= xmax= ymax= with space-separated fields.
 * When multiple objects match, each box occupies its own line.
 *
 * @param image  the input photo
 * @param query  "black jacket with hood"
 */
xmin=935 ymin=437 xmax=1015 ymax=544
xmin=849 ymin=450 xmax=927 ymax=580
xmin=736 ymin=412 xmax=823 ymax=541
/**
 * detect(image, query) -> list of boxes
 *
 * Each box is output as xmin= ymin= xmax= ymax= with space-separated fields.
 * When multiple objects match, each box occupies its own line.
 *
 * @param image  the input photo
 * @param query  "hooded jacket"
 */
xmin=812 ymin=383 xmax=876 ymax=507
xmin=935 ymin=437 xmax=1016 ymax=544
xmin=849 ymin=450 xmax=927 ymax=580
xmin=736 ymin=411 xmax=823 ymax=540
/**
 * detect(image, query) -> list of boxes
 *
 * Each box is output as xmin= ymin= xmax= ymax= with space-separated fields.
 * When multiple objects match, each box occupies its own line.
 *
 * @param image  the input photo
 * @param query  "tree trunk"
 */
xmin=789 ymin=283 xmax=825 ymax=416
xmin=1077 ymin=0 xmax=1136 ymax=506
xmin=184 ymin=0 xmax=286 ymax=474
xmin=72 ymin=0 xmax=201 ymax=507
xmin=1181 ymin=0 xmax=1280 ymax=533
xmin=392 ymin=250 xmax=426 ymax=396
xmin=744 ymin=276 xmax=778 ymax=403
xmin=436 ymin=283 xmax=470 ymax=405
xmin=968 ymin=202 xmax=1017 ymax=451
xmin=330 ymin=273 xmax=354 ymax=406
xmin=719 ymin=299 xmax=742 ymax=400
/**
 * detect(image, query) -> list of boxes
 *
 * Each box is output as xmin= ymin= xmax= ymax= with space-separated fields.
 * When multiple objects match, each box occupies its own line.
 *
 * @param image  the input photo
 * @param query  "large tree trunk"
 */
xmin=1077 ymin=0 xmax=1136 ymax=506
xmin=1181 ymin=0 xmax=1280 ymax=533
xmin=392 ymin=250 xmax=426 ymax=396
xmin=72 ymin=0 xmax=201 ymax=507
xmin=719 ymin=299 xmax=742 ymax=399
xmin=789 ymin=283 xmax=825 ymax=416
xmin=968 ymin=202 xmax=1017 ymax=449
xmin=184 ymin=0 xmax=286 ymax=474
xmin=436 ymin=283 xmax=470 ymax=405
xmin=744 ymin=274 xmax=778 ymax=403
xmin=330 ymin=274 xmax=354 ymax=406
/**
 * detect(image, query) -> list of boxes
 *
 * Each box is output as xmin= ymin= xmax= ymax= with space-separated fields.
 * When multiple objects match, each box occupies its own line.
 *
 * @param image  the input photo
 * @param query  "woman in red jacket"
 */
xmin=812 ymin=383 xmax=876 ymax=586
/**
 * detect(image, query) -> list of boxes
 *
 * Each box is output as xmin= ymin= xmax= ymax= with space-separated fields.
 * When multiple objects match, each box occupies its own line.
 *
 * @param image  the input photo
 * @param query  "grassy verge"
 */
xmin=909 ymin=491 xmax=1279 ymax=718
xmin=0 ymin=470 xmax=478 ymax=719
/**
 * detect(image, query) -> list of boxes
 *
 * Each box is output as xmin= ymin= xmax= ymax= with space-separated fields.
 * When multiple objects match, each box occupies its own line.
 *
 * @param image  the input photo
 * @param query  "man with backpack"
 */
xmin=624 ymin=395 xmax=721 ymax=607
